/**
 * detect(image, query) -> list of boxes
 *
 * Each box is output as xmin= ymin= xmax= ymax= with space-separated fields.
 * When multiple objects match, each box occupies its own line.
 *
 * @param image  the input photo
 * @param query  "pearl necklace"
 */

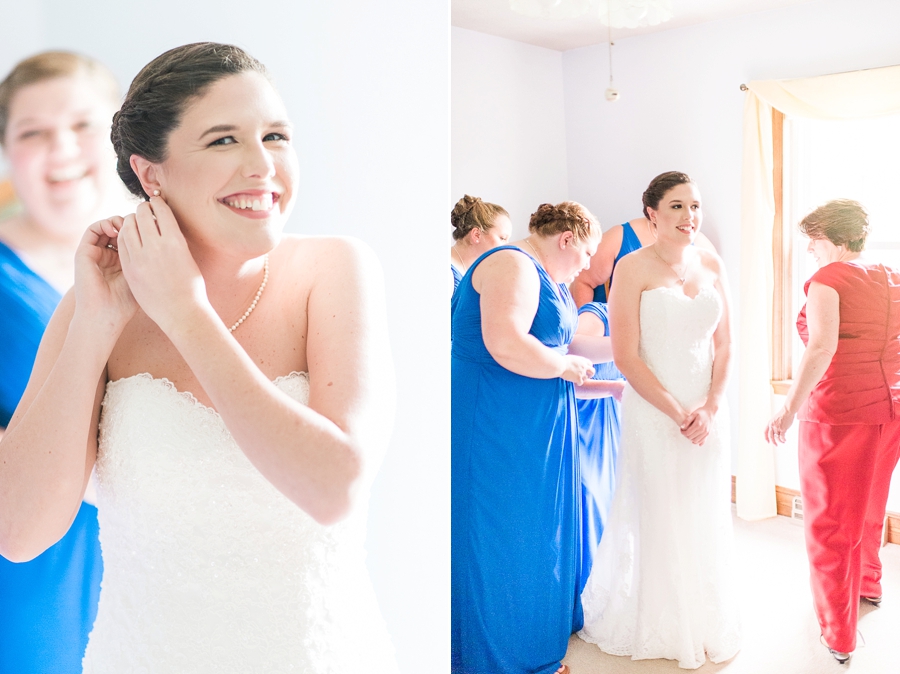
xmin=229 ymin=254 xmax=269 ymax=333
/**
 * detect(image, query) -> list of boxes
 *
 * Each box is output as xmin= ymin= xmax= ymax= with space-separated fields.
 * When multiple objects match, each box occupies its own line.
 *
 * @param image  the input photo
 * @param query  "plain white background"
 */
xmin=1 ymin=1 xmax=450 ymax=671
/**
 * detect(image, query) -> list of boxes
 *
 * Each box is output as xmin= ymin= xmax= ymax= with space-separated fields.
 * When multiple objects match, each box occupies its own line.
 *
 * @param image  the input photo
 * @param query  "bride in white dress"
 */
xmin=577 ymin=172 xmax=740 ymax=669
xmin=0 ymin=43 xmax=398 ymax=673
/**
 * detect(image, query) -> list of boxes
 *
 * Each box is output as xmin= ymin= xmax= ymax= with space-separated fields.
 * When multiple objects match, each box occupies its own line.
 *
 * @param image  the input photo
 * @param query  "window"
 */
xmin=772 ymin=109 xmax=900 ymax=393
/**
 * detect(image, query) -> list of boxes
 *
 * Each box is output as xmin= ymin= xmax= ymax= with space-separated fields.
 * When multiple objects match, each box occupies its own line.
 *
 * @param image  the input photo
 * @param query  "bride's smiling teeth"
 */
xmin=223 ymin=193 xmax=276 ymax=211
xmin=48 ymin=166 xmax=89 ymax=183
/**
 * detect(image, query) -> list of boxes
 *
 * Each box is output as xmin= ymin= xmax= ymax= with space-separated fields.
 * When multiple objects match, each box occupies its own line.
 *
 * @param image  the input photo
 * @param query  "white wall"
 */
xmin=452 ymin=27 xmax=568 ymax=237
xmin=1 ymin=1 xmax=449 ymax=671
xmin=560 ymin=0 xmax=900 ymax=510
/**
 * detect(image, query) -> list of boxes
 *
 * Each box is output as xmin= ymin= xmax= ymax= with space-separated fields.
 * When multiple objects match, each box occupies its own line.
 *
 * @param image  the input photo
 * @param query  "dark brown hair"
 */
xmin=451 ymin=195 xmax=509 ymax=241
xmin=799 ymin=199 xmax=869 ymax=252
xmin=528 ymin=201 xmax=598 ymax=242
xmin=0 ymin=51 xmax=119 ymax=147
xmin=642 ymin=171 xmax=694 ymax=218
xmin=111 ymin=42 xmax=268 ymax=199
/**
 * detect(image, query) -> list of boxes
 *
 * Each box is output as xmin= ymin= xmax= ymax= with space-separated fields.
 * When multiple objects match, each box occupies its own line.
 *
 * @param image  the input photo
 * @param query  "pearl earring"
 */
xmin=152 ymin=189 xmax=160 ymax=197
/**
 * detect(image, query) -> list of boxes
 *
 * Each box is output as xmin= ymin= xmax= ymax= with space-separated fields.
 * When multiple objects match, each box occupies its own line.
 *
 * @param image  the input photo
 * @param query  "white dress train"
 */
xmin=577 ymin=286 xmax=741 ymax=669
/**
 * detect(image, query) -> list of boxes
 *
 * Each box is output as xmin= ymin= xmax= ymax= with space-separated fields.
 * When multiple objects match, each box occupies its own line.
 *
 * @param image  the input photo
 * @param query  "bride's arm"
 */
xmin=681 ymin=253 xmax=733 ymax=444
xmin=609 ymin=253 xmax=688 ymax=425
xmin=0 ymin=218 xmax=135 ymax=561
xmin=118 ymin=202 xmax=393 ymax=526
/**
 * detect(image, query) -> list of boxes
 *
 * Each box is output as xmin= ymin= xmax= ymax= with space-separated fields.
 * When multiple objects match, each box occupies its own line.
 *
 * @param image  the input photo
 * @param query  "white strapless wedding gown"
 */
xmin=83 ymin=372 xmax=398 ymax=674
xmin=577 ymin=286 xmax=741 ymax=669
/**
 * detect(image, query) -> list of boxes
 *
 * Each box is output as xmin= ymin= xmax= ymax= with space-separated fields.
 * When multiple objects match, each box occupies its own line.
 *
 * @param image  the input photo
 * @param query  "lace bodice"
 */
xmin=84 ymin=372 xmax=397 ymax=673
xmin=639 ymin=286 xmax=722 ymax=408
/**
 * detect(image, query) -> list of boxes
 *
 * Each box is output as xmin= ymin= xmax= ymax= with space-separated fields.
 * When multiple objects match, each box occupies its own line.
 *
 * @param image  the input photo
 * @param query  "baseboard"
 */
xmin=730 ymin=476 xmax=900 ymax=545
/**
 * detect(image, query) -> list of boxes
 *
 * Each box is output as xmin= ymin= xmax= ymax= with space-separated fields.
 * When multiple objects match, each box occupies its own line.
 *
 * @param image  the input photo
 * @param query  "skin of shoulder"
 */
xmin=570 ymin=224 xmax=623 ymax=306
xmin=471 ymin=248 xmax=542 ymax=351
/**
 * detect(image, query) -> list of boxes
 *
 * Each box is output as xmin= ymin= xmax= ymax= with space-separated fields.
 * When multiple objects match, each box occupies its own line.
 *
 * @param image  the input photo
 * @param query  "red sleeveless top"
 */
xmin=796 ymin=261 xmax=900 ymax=425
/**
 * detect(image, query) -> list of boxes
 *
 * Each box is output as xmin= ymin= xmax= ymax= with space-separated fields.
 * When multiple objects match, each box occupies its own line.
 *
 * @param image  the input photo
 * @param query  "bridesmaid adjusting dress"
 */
xmin=452 ymin=202 xmax=603 ymax=674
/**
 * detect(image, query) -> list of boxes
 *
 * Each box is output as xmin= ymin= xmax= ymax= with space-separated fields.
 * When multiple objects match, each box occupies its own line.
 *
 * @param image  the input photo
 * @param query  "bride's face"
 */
xmin=648 ymin=182 xmax=702 ymax=245
xmin=151 ymin=71 xmax=298 ymax=256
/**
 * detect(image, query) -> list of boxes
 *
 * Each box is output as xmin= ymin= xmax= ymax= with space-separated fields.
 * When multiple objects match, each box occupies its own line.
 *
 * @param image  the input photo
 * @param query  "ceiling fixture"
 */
xmin=510 ymin=0 xmax=673 ymax=28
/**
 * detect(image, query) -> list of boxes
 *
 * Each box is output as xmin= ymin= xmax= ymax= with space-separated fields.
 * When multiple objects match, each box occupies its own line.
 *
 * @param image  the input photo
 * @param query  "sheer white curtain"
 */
xmin=738 ymin=65 xmax=900 ymax=520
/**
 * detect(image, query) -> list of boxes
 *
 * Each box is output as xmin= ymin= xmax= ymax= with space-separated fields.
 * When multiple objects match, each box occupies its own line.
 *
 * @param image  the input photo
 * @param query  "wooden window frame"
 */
xmin=771 ymin=108 xmax=792 ymax=396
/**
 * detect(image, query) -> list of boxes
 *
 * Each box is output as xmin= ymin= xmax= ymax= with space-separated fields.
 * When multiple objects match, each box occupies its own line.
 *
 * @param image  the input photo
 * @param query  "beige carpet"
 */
xmin=565 ymin=510 xmax=900 ymax=673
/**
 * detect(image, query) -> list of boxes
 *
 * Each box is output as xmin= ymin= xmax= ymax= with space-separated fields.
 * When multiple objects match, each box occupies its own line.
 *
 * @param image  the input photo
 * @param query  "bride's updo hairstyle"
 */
xmin=528 ymin=201 xmax=598 ymax=243
xmin=799 ymin=199 xmax=869 ymax=252
xmin=451 ymin=195 xmax=509 ymax=241
xmin=642 ymin=171 xmax=695 ymax=218
xmin=111 ymin=42 xmax=268 ymax=200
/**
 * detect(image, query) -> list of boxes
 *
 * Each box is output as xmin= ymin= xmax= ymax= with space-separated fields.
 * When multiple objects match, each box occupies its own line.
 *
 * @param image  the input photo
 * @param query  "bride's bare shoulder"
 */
xmin=275 ymin=235 xmax=382 ymax=282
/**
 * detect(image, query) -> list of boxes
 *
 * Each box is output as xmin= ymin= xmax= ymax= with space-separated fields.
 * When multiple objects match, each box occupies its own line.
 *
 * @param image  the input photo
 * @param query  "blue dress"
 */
xmin=452 ymin=245 xmax=582 ymax=674
xmin=0 ymin=240 xmax=103 ymax=674
xmin=575 ymin=302 xmax=624 ymax=591
xmin=592 ymin=221 xmax=642 ymax=303
xmin=451 ymin=263 xmax=463 ymax=294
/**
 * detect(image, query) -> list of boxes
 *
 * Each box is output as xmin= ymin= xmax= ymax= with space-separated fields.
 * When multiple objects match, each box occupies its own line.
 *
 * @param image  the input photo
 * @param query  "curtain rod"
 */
xmin=740 ymin=62 xmax=900 ymax=91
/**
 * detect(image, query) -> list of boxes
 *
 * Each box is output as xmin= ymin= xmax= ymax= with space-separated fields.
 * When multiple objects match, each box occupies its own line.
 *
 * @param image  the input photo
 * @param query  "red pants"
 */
xmin=799 ymin=419 xmax=900 ymax=653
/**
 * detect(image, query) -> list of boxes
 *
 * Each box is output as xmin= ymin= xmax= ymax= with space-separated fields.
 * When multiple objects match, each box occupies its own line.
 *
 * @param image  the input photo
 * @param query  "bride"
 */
xmin=577 ymin=172 xmax=740 ymax=669
xmin=0 ymin=43 xmax=398 ymax=673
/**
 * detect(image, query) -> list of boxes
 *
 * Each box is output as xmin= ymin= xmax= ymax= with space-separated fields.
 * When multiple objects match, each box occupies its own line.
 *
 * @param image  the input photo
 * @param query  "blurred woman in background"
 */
xmin=0 ymin=50 xmax=126 ymax=674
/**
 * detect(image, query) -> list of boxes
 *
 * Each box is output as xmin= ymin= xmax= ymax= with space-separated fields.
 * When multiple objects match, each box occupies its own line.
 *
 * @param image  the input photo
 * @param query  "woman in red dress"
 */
xmin=766 ymin=199 xmax=900 ymax=664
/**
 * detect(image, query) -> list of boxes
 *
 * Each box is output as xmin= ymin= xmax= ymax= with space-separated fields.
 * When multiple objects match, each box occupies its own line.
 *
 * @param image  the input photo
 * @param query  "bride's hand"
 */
xmin=117 ymin=196 xmax=209 ymax=334
xmin=681 ymin=404 xmax=715 ymax=446
xmin=74 ymin=216 xmax=138 ymax=330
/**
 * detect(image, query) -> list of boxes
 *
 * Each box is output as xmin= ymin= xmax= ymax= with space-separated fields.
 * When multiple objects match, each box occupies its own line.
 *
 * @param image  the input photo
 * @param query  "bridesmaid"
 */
xmin=450 ymin=194 xmax=511 ymax=294
xmin=573 ymin=301 xmax=625 ymax=590
xmin=452 ymin=201 xmax=605 ymax=674
xmin=0 ymin=52 xmax=125 ymax=673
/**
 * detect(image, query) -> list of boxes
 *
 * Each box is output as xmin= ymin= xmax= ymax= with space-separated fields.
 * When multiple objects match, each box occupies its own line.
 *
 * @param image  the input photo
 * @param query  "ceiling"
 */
xmin=452 ymin=0 xmax=815 ymax=52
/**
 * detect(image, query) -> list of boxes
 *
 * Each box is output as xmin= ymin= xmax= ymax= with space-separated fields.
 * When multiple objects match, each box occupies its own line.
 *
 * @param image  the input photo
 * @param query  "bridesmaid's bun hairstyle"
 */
xmin=528 ymin=201 xmax=598 ymax=243
xmin=642 ymin=171 xmax=695 ymax=219
xmin=451 ymin=195 xmax=509 ymax=241
xmin=799 ymin=199 xmax=869 ymax=252
xmin=111 ymin=42 xmax=268 ymax=200
xmin=0 ymin=51 xmax=119 ymax=147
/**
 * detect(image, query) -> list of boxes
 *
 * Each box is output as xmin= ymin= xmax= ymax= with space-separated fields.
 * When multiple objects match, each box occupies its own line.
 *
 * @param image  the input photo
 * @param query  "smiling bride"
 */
xmin=0 ymin=42 xmax=398 ymax=673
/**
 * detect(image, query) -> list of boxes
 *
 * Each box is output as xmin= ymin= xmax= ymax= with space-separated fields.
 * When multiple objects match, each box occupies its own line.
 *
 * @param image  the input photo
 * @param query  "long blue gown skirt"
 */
xmin=0 ymin=240 xmax=103 ymax=673
xmin=452 ymin=246 xmax=583 ymax=674
xmin=574 ymin=302 xmax=624 ymax=592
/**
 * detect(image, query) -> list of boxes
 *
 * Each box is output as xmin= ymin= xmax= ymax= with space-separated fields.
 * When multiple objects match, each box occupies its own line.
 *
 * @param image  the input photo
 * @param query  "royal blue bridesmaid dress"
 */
xmin=593 ymin=221 xmax=642 ymax=303
xmin=574 ymin=302 xmax=624 ymax=591
xmin=0 ymin=240 xmax=103 ymax=674
xmin=451 ymin=245 xmax=582 ymax=674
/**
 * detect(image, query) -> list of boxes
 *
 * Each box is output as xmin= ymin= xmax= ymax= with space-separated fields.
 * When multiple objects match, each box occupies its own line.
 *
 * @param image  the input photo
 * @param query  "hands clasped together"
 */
xmin=75 ymin=196 xmax=208 ymax=337
xmin=678 ymin=403 xmax=716 ymax=446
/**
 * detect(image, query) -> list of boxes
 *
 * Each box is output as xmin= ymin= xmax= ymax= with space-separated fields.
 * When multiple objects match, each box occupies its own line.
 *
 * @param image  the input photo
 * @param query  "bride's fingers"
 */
xmin=119 ymin=213 xmax=142 ymax=252
xmin=117 ymin=226 xmax=132 ymax=268
xmin=134 ymin=201 xmax=162 ymax=240
xmin=147 ymin=194 xmax=180 ymax=237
